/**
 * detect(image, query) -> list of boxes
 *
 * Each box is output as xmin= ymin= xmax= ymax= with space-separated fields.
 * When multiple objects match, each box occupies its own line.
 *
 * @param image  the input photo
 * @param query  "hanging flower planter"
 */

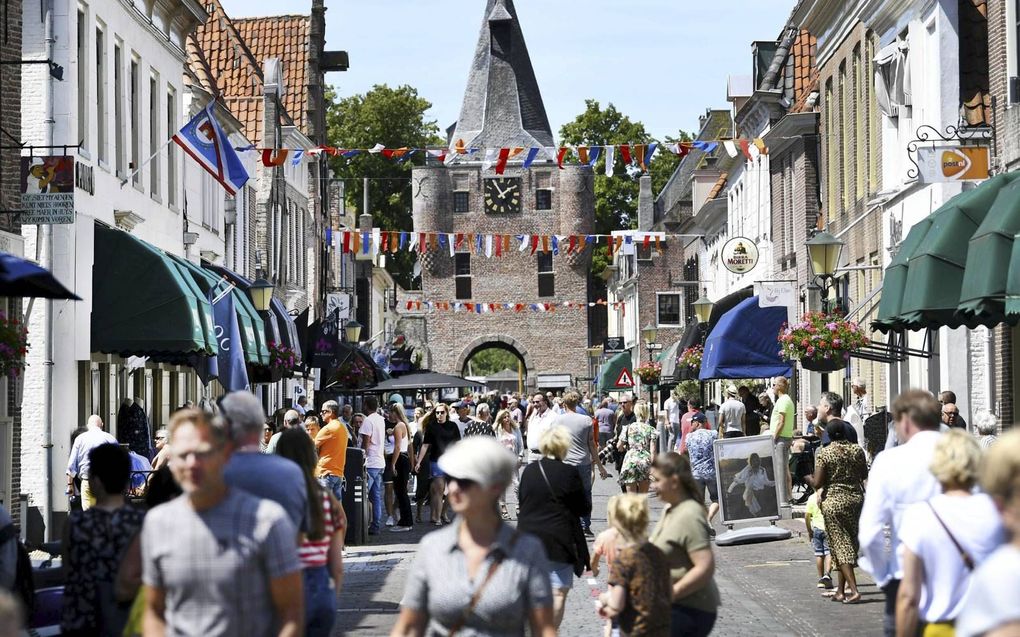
xmin=268 ymin=341 xmax=300 ymax=376
xmin=635 ymin=361 xmax=662 ymax=387
xmin=0 ymin=312 xmax=29 ymax=379
xmin=677 ymin=345 xmax=703 ymax=373
xmin=779 ymin=311 xmax=868 ymax=372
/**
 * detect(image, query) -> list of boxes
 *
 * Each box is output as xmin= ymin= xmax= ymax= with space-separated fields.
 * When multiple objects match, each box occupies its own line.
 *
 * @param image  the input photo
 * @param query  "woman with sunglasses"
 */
xmin=493 ymin=408 xmax=524 ymax=519
xmin=414 ymin=404 xmax=462 ymax=526
xmin=392 ymin=436 xmax=556 ymax=637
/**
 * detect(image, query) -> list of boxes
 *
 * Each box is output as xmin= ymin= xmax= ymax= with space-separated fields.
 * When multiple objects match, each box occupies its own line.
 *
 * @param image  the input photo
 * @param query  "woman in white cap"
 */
xmin=392 ymin=436 xmax=556 ymax=637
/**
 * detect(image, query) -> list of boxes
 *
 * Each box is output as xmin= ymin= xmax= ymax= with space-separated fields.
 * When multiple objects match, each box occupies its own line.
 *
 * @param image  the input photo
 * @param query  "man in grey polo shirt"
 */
xmin=555 ymin=389 xmax=607 ymax=537
xmin=142 ymin=408 xmax=303 ymax=636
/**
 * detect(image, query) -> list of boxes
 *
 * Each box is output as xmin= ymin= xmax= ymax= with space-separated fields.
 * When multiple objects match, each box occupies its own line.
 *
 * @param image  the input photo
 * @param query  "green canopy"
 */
xmin=598 ymin=351 xmax=635 ymax=392
xmin=91 ymin=225 xmax=217 ymax=358
xmin=875 ymin=173 xmax=1020 ymax=332
xmin=168 ymin=256 xmax=270 ymax=365
xmin=958 ymin=174 xmax=1020 ymax=325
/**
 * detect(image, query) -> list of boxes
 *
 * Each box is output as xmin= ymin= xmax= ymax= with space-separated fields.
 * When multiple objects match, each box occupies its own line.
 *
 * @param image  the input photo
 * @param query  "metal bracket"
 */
xmin=906 ymin=123 xmax=993 ymax=181
xmin=851 ymin=329 xmax=935 ymax=363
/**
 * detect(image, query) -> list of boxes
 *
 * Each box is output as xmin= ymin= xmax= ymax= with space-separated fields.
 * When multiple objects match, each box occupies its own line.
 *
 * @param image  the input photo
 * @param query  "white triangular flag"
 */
xmin=604 ymin=146 xmax=615 ymax=177
xmin=723 ymin=141 xmax=738 ymax=158
xmin=485 ymin=235 xmax=493 ymax=258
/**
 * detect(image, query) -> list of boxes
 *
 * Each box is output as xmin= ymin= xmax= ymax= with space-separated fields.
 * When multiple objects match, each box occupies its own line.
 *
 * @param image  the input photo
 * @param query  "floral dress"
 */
xmin=619 ymin=421 xmax=658 ymax=485
xmin=62 ymin=505 xmax=146 ymax=635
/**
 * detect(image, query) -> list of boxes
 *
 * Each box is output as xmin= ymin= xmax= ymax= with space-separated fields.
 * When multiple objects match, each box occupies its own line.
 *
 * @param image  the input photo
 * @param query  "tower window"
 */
xmin=455 ymin=253 xmax=472 ymax=300
xmin=535 ymin=189 xmax=552 ymax=210
xmin=537 ymin=251 xmax=554 ymax=298
xmin=453 ymin=191 xmax=469 ymax=213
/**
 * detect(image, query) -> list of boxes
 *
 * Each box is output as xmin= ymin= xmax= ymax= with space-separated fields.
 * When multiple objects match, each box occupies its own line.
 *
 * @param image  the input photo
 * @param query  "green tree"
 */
xmin=465 ymin=347 xmax=520 ymax=377
xmin=559 ymin=100 xmax=689 ymax=276
xmin=326 ymin=84 xmax=444 ymax=287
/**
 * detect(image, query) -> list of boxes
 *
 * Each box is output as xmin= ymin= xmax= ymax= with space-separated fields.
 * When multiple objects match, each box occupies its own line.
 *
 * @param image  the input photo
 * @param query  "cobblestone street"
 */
xmin=335 ymin=474 xmax=884 ymax=636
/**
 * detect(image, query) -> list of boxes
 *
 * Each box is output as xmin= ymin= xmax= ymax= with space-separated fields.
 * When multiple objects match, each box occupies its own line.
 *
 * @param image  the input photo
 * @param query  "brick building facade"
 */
xmin=411 ymin=0 xmax=594 ymax=385
xmin=0 ymin=0 xmax=22 ymax=525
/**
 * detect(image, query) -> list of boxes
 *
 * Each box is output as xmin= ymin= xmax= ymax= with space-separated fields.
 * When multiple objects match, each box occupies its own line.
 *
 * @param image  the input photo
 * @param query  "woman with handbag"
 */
xmin=897 ymin=430 xmax=1005 ymax=636
xmin=392 ymin=436 xmax=556 ymax=637
xmin=518 ymin=426 xmax=592 ymax=629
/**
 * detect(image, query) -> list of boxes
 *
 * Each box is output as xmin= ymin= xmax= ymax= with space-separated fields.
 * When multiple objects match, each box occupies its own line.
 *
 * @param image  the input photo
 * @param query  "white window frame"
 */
xmin=77 ymin=4 xmax=89 ymax=155
xmin=656 ymin=292 xmax=682 ymax=328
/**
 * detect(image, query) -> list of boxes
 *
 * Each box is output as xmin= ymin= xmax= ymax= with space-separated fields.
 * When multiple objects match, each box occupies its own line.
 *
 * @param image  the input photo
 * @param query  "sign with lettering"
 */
xmin=604 ymin=336 xmax=626 ymax=353
xmin=755 ymin=280 xmax=798 ymax=324
xmin=21 ymin=156 xmax=75 ymax=224
xmin=722 ymin=237 xmax=759 ymax=274
xmin=916 ymin=145 xmax=990 ymax=183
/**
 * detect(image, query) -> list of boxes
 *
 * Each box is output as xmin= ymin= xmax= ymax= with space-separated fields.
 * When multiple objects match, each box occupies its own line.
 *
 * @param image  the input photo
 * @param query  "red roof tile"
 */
xmin=233 ymin=15 xmax=311 ymax=134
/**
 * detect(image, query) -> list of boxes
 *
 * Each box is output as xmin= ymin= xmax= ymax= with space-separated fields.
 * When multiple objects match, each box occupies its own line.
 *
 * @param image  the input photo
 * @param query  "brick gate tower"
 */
xmin=411 ymin=0 xmax=594 ymax=388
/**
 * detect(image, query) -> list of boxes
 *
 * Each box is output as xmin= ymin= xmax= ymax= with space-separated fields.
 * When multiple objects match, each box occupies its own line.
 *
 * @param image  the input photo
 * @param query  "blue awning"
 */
xmin=699 ymin=296 xmax=792 ymax=380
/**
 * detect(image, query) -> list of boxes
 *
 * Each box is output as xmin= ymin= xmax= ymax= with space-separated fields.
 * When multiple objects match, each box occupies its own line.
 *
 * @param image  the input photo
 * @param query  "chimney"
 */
xmin=638 ymin=175 xmax=654 ymax=231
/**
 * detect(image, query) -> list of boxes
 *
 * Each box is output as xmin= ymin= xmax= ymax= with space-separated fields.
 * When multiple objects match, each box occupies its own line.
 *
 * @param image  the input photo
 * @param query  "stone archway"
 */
xmin=455 ymin=335 xmax=536 ymax=387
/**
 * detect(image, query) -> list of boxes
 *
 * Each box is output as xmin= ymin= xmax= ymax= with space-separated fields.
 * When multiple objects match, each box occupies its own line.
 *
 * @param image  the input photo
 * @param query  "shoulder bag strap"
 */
xmin=537 ymin=459 xmax=562 ymax=507
xmin=447 ymin=530 xmax=521 ymax=637
xmin=927 ymin=502 xmax=975 ymax=571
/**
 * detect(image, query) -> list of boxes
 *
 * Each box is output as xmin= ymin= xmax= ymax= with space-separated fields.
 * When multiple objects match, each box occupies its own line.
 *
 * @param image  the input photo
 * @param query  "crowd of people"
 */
xmin=0 ymin=380 xmax=1014 ymax=637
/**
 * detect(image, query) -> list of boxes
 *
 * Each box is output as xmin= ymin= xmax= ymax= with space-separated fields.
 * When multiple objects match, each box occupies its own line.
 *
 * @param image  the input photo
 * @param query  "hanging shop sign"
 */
xmin=604 ymin=336 xmax=626 ymax=353
xmin=755 ymin=280 xmax=798 ymax=324
xmin=20 ymin=156 xmax=75 ymax=224
xmin=916 ymin=145 xmax=990 ymax=183
xmin=722 ymin=237 xmax=759 ymax=274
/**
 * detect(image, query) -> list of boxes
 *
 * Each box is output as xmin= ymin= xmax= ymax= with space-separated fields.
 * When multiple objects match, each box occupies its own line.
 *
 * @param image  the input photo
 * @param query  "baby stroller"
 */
xmin=789 ymin=436 xmax=821 ymax=505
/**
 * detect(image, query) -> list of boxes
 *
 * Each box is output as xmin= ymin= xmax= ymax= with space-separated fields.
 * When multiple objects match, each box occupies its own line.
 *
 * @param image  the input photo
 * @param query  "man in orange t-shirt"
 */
xmin=314 ymin=400 xmax=349 ymax=501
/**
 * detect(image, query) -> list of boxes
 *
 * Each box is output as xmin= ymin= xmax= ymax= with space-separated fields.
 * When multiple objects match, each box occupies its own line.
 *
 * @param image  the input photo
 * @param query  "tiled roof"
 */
xmin=187 ymin=0 xmax=297 ymax=144
xmin=706 ymin=172 xmax=729 ymax=201
xmin=233 ymin=15 xmax=311 ymax=134
xmin=790 ymin=29 xmax=818 ymax=114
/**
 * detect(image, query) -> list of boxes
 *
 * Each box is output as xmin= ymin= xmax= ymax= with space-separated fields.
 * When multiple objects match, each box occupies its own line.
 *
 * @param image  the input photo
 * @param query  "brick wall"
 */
xmin=1 ymin=0 xmax=22 ymax=527
xmin=988 ymin=0 xmax=1016 ymax=425
xmin=816 ymin=21 xmax=888 ymax=409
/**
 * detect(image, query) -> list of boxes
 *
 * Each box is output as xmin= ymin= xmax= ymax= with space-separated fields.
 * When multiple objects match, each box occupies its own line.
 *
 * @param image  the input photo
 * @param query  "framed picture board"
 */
xmin=714 ymin=433 xmax=781 ymax=525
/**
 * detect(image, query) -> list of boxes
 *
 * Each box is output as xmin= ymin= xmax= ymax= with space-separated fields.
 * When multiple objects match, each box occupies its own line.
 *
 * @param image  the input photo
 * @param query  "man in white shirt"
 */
xmin=662 ymin=391 xmax=682 ymax=453
xmin=360 ymin=395 xmax=388 ymax=535
xmin=66 ymin=415 xmax=117 ymax=509
xmin=524 ymin=393 xmax=556 ymax=463
xmin=859 ymin=389 xmax=943 ymax=637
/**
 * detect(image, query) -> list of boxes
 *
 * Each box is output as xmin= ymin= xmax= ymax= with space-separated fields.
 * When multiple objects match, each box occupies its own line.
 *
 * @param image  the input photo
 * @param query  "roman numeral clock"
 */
xmin=484 ymin=177 xmax=521 ymax=214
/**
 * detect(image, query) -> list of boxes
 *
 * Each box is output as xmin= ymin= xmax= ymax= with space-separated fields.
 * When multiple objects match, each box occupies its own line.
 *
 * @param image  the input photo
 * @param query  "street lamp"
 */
xmin=805 ymin=230 xmax=846 ymax=312
xmin=692 ymin=292 xmax=715 ymax=324
xmin=641 ymin=323 xmax=658 ymax=346
xmin=344 ymin=319 xmax=363 ymax=344
xmin=641 ymin=323 xmax=659 ymax=408
xmin=249 ymin=277 xmax=275 ymax=312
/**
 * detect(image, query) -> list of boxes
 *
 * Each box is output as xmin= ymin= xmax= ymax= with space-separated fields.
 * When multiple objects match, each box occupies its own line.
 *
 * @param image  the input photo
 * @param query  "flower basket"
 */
xmin=634 ymin=361 xmax=662 ymax=386
xmin=334 ymin=357 xmax=374 ymax=388
xmin=677 ymin=345 xmax=703 ymax=372
xmin=0 ymin=311 xmax=29 ymax=379
xmin=268 ymin=341 xmax=299 ymax=375
xmin=799 ymin=353 xmax=848 ymax=372
xmin=778 ymin=311 xmax=867 ymax=370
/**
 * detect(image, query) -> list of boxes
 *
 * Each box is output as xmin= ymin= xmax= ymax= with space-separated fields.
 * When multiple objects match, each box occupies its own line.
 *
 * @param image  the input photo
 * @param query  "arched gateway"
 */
xmin=456 ymin=335 xmax=535 ymax=382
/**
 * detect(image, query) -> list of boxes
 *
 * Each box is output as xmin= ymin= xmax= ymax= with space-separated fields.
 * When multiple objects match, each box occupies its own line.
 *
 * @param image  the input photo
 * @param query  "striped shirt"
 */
xmin=298 ymin=490 xmax=337 ymax=568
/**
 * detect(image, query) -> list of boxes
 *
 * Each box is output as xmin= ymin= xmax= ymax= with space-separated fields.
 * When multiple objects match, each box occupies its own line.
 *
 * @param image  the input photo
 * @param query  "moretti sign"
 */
xmin=721 ymin=237 xmax=759 ymax=274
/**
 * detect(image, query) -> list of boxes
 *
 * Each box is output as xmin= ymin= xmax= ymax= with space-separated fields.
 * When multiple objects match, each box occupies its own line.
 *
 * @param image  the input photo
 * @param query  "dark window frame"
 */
xmin=537 ymin=251 xmax=555 ymax=298
xmin=535 ymin=188 xmax=552 ymax=210
xmin=657 ymin=292 xmax=682 ymax=327
xmin=455 ymin=252 xmax=472 ymax=300
xmin=453 ymin=190 xmax=470 ymax=213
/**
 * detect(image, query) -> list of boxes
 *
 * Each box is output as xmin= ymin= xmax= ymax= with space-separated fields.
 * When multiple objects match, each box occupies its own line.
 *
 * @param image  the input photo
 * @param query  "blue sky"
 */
xmin=219 ymin=0 xmax=796 ymax=141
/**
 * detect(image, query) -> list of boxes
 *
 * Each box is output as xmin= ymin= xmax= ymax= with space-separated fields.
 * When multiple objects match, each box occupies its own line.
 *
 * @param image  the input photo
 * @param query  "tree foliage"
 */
xmin=465 ymin=347 xmax=520 ymax=377
xmin=559 ymin=100 xmax=689 ymax=275
xmin=326 ymin=84 xmax=443 ymax=287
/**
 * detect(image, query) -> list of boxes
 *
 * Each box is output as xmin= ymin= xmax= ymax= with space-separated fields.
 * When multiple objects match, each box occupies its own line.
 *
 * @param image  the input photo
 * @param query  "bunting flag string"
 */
xmin=329 ymin=229 xmax=698 ymax=261
xmin=401 ymin=298 xmax=629 ymax=315
xmin=240 ymin=137 xmax=771 ymax=174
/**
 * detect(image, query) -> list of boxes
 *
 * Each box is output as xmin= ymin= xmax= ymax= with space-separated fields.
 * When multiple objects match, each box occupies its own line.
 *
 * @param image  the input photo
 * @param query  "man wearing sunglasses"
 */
xmin=525 ymin=393 xmax=556 ymax=464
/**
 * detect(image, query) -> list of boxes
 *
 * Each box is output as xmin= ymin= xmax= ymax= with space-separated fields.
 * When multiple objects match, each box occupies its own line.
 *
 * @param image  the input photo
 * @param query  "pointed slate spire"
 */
xmin=451 ymin=0 xmax=554 ymax=149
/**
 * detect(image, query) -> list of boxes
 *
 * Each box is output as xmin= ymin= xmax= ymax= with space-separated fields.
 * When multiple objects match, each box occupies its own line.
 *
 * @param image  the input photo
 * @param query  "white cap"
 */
xmin=437 ymin=436 xmax=518 ymax=488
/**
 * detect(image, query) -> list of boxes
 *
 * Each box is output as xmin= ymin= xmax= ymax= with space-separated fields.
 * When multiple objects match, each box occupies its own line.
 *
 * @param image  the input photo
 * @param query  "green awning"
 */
xmin=168 ymin=256 xmax=270 ymax=365
xmin=91 ymin=225 xmax=217 ymax=358
xmin=958 ymin=175 xmax=1020 ymax=325
xmin=598 ymin=350 xmax=635 ymax=392
xmin=658 ymin=340 xmax=682 ymax=383
xmin=875 ymin=173 xmax=1020 ymax=332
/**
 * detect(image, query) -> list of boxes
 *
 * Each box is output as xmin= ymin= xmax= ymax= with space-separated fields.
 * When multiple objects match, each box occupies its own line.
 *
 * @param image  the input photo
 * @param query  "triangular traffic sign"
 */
xmin=616 ymin=368 xmax=634 ymax=387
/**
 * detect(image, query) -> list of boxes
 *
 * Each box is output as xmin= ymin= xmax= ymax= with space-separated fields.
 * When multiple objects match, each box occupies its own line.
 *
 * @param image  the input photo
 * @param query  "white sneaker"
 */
xmin=390 ymin=526 xmax=412 ymax=533
xmin=385 ymin=515 xmax=395 ymax=527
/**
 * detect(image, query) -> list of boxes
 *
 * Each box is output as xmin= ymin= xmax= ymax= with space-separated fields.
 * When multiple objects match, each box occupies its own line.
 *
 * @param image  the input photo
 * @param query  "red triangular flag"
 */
xmin=620 ymin=144 xmax=632 ymax=165
xmin=495 ymin=148 xmax=511 ymax=175
xmin=557 ymin=147 xmax=569 ymax=169
xmin=530 ymin=235 xmax=539 ymax=255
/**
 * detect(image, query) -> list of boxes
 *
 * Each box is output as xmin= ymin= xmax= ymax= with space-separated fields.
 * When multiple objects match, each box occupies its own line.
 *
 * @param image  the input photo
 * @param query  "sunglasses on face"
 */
xmin=287 ymin=418 xmax=300 ymax=425
xmin=449 ymin=476 xmax=478 ymax=489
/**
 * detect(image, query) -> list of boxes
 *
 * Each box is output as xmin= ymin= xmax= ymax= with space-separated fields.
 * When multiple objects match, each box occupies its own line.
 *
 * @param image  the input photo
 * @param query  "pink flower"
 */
xmin=806 ymin=346 xmax=815 ymax=355
xmin=826 ymin=322 xmax=837 ymax=331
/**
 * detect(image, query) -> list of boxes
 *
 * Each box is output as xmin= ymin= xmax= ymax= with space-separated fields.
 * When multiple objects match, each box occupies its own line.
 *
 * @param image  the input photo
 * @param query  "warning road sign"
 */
xmin=615 ymin=368 xmax=634 ymax=387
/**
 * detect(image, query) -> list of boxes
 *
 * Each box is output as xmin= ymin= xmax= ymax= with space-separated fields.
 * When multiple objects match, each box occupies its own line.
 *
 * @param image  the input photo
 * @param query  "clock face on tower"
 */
xmin=483 ymin=178 xmax=522 ymax=214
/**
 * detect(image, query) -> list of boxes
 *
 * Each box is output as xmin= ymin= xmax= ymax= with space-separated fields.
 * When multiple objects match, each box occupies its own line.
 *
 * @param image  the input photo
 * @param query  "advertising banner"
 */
xmin=21 ymin=156 xmax=75 ymax=224
xmin=916 ymin=146 xmax=990 ymax=183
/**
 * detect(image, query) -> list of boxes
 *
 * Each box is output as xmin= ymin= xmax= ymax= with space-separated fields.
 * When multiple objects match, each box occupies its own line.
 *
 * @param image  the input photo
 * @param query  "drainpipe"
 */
xmin=42 ymin=0 xmax=56 ymax=540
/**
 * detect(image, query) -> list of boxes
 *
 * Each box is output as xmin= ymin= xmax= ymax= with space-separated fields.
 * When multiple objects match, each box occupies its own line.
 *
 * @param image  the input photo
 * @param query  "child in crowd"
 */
xmin=804 ymin=491 xmax=833 ymax=591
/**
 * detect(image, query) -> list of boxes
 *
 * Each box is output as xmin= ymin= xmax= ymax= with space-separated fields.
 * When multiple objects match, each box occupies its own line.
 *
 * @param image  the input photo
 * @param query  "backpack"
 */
xmin=0 ymin=523 xmax=35 ymax=615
